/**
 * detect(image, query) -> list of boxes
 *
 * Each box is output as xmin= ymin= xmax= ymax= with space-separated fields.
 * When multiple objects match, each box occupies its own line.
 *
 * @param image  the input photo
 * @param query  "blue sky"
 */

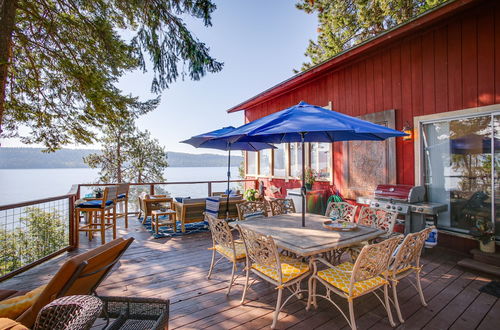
xmin=3 ymin=0 xmax=317 ymax=155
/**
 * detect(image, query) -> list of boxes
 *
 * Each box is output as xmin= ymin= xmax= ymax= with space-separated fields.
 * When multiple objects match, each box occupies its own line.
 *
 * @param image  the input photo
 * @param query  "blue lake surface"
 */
xmin=0 ymin=166 xmax=240 ymax=206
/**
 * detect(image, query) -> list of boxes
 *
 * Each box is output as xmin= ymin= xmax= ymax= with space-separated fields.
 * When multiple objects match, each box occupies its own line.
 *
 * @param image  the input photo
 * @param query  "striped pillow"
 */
xmin=244 ymin=211 xmax=265 ymax=221
xmin=205 ymin=197 xmax=220 ymax=216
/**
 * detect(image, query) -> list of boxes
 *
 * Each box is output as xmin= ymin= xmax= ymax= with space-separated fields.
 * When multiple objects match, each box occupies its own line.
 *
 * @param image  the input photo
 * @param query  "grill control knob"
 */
xmin=375 ymin=203 xmax=379 ymax=207
xmin=392 ymin=206 xmax=396 ymax=210
xmin=386 ymin=205 xmax=391 ymax=209
xmin=418 ymin=207 xmax=424 ymax=212
xmin=412 ymin=206 xmax=417 ymax=211
xmin=397 ymin=206 xmax=402 ymax=211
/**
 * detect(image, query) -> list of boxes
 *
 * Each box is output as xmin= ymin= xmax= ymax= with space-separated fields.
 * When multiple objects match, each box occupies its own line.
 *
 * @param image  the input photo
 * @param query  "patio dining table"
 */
xmin=229 ymin=213 xmax=385 ymax=259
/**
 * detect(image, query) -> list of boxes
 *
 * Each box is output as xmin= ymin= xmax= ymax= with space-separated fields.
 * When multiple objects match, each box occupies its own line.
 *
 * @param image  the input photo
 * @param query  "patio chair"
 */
xmin=0 ymin=237 xmax=134 ymax=328
xmin=205 ymin=213 xmax=246 ymax=295
xmin=388 ymin=226 xmax=433 ymax=323
xmin=325 ymin=202 xmax=358 ymax=222
xmin=115 ymin=183 xmax=129 ymax=228
xmin=269 ymin=198 xmax=296 ymax=216
xmin=236 ymin=201 xmax=268 ymax=221
xmin=237 ymin=225 xmax=310 ymax=329
xmin=349 ymin=206 xmax=400 ymax=260
xmin=307 ymin=236 xmax=400 ymax=330
xmin=75 ymin=186 xmax=118 ymax=245
xmin=138 ymin=193 xmax=172 ymax=223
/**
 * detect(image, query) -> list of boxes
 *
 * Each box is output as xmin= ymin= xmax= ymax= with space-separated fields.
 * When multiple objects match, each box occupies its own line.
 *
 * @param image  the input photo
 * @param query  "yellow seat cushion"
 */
xmin=0 ymin=318 xmax=28 ymax=330
xmin=215 ymin=242 xmax=246 ymax=261
xmin=252 ymin=255 xmax=309 ymax=283
xmin=386 ymin=265 xmax=413 ymax=276
xmin=0 ymin=285 xmax=46 ymax=320
xmin=317 ymin=262 xmax=386 ymax=297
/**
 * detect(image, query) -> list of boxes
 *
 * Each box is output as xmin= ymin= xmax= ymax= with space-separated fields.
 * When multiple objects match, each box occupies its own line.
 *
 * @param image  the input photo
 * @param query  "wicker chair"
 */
xmin=269 ymin=198 xmax=296 ymax=216
xmin=307 ymin=236 xmax=400 ymax=330
xmin=236 ymin=201 xmax=268 ymax=221
xmin=325 ymin=202 xmax=358 ymax=222
xmin=206 ymin=213 xmax=246 ymax=295
xmin=33 ymin=295 xmax=102 ymax=330
xmin=115 ymin=183 xmax=129 ymax=228
xmin=237 ymin=225 xmax=310 ymax=329
xmin=388 ymin=226 xmax=433 ymax=323
xmin=75 ymin=186 xmax=118 ymax=245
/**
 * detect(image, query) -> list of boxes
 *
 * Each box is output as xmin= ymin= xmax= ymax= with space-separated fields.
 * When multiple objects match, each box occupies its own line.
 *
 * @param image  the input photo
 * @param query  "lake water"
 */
xmin=0 ymin=167 xmax=240 ymax=206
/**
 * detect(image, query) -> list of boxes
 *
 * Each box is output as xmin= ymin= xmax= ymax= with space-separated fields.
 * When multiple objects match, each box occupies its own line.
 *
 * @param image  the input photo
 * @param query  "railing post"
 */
xmin=208 ymin=182 xmax=212 ymax=197
xmin=150 ymin=184 xmax=155 ymax=195
xmin=68 ymin=195 xmax=77 ymax=250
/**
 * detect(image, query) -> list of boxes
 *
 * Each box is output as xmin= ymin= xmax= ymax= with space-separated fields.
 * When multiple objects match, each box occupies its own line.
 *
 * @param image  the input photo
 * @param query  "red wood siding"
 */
xmin=245 ymin=1 xmax=500 ymax=199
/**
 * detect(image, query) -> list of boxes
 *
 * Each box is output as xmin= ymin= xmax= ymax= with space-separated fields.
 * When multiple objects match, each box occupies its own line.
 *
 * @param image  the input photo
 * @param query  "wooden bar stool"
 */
xmin=75 ymin=186 xmax=118 ymax=245
xmin=115 ymin=183 xmax=130 ymax=228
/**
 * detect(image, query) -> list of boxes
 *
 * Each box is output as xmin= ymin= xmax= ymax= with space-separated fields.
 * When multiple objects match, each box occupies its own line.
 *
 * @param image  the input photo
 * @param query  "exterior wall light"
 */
xmin=402 ymin=121 xmax=413 ymax=141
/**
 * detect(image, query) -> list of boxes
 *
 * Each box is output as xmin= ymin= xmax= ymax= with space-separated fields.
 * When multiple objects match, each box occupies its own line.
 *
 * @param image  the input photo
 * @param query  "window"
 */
xmin=247 ymin=151 xmax=257 ymax=175
xmin=259 ymin=149 xmax=271 ymax=176
xmin=290 ymin=143 xmax=303 ymax=177
xmin=310 ymin=142 xmax=331 ymax=180
xmin=274 ymin=144 xmax=286 ymax=177
xmin=422 ymin=113 xmax=499 ymax=237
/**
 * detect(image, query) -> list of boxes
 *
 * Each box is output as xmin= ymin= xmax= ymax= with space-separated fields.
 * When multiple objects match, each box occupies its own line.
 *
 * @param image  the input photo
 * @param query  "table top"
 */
xmin=229 ymin=213 xmax=384 ymax=257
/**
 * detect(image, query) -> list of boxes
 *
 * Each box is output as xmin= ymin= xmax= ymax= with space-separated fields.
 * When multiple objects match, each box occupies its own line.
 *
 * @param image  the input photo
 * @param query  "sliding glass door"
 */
xmin=423 ymin=113 xmax=498 ymax=237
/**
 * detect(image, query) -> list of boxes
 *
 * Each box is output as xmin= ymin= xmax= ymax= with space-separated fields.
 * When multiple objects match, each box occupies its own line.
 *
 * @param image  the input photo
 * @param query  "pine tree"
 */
xmin=296 ymin=0 xmax=447 ymax=71
xmin=84 ymin=119 xmax=168 ymax=184
xmin=0 ymin=0 xmax=222 ymax=151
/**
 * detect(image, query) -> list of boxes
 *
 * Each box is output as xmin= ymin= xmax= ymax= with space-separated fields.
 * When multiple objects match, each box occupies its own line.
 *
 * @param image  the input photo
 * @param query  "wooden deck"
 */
xmin=1 ymin=216 xmax=499 ymax=329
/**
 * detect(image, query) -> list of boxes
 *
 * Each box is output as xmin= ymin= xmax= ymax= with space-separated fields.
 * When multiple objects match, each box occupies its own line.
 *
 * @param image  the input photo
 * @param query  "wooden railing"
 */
xmin=0 ymin=179 xmax=257 ymax=281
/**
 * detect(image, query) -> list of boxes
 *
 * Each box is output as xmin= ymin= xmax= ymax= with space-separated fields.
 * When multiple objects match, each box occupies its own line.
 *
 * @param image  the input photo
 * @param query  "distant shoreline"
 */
xmin=0 ymin=165 xmax=236 ymax=169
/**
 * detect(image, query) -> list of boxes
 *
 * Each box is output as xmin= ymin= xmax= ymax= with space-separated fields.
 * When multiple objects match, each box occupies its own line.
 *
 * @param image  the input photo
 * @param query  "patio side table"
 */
xmin=151 ymin=209 xmax=177 ymax=234
xmin=98 ymin=296 xmax=169 ymax=330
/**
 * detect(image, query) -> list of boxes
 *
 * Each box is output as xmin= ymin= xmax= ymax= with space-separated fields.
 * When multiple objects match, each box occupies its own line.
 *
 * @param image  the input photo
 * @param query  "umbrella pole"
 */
xmin=300 ymin=133 xmax=306 ymax=227
xmin=226 ymin=145 xmax=231 ymax=218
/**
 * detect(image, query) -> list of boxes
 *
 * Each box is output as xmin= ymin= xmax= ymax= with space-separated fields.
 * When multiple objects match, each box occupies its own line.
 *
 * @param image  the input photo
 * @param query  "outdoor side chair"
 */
xmin=205 ymin=213 xmax=246 ymax=295
xmin=388 ymin=226 xmax=433 ymax=323
xmin=269 ymin=198 xmax=296 ymax=216
xmin=307 ymin=236 xmax=400 ymax=330
xmin=238 ymin=225 xmax=310 ymax=329
xmin=0 ymin=237 xmax=134 ymax=328
xmin=115 ymin=183 xmax=129 ymax=228
xmin=325 ymin=202 xmax=358 ymax=222
xmin=236 ymin=201 xmax=268 ymax=221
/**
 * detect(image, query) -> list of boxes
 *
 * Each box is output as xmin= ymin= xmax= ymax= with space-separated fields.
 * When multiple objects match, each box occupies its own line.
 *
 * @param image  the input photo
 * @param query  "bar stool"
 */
xmin=75 ymin=186 xmax=118 ymax=245
xmin=115 ymin=183 xmax=130 ymax=228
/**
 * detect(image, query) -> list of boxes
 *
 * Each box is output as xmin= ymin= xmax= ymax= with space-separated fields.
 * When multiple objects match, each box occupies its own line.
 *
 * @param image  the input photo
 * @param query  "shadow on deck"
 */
xmin=1 ymin=216 xmax=499 ymax=329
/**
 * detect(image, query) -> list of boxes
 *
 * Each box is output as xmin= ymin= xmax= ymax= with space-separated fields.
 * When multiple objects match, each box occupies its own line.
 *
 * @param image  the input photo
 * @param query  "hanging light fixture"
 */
xmin=402 ymin=121 xmax=413 ymax=141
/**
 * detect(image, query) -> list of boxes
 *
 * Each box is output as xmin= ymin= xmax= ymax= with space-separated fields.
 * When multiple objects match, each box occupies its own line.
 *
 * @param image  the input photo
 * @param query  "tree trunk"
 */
xmin=117 ymin=139 xmax=122 ymax=183
xmin=0 ymin=0 xmax=17 ymax=137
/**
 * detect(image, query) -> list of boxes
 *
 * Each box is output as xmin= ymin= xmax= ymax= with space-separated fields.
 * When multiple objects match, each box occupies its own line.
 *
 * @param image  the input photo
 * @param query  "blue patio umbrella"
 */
xmin=181 ymin=126 xmax=275 ymax=216
xmin=217 ymin=101 xmax=407 ymax=226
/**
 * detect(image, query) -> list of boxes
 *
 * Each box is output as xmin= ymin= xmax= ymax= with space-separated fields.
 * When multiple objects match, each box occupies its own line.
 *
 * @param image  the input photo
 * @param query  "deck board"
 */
xmin=1 ymin=216 xmax=499 ymax=329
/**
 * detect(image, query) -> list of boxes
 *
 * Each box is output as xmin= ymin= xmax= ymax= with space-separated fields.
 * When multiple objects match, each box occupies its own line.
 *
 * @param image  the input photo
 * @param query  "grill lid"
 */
xmin=374 ymin=184 xmax=425 ymax=203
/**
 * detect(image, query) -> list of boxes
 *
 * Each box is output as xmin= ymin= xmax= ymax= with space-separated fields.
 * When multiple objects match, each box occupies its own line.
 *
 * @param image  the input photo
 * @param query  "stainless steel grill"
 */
xmin=357 ymin=184 xmax=447 ymax=234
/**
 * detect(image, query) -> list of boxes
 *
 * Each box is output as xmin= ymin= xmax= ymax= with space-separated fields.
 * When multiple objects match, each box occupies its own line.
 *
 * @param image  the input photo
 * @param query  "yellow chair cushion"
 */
xmin=0 ymin=285 xmax=46 ymax=320
xmin=252 ymin=255 xmax=309 ymax=283
xmin=215 ymin=242 xmax=246 ymax=261
xmin=317 ymin=262 xmax=386 ymax=297
xmin=386 ymin=265 xmax=412 ymax=276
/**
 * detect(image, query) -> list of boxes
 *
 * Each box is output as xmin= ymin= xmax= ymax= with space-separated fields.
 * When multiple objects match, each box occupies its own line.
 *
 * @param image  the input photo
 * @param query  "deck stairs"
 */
xmin=458 ymin=248 xmax=500 ymax=278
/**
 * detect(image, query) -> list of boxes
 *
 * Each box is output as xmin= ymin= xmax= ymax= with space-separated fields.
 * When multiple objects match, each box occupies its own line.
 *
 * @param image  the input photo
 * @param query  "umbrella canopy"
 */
xmin=218 ymin=101 xmax=406 ymax=144
xmin=181 ymin=126 xmax=275 ymax=217
xmin=181 ymin=126 xmax=276 ymax=151
xmin=217 ymin=101 xmax=406 ymax=226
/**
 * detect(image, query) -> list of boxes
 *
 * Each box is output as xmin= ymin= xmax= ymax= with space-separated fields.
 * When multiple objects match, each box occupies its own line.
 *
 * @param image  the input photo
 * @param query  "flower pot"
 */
xmin=479 ymin=240 xmax=496 ymax=253
xmin=305 ymin=183 xmax=312 ymax=191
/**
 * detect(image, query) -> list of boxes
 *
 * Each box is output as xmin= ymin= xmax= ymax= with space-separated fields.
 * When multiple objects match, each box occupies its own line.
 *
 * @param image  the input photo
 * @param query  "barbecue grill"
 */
xmin=357 ymin=184 xmax=447 ymax=234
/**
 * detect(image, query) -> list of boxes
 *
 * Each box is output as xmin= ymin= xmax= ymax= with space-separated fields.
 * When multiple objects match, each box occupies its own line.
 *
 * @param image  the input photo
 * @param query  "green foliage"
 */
xmin=296 ymin=0 xmax=447 ymax=71
xmin=84 ymin=118 xmax=168 ymax=183
xmin=244 ymin=188 xmax=260 ymax=201
xmin=2 ymin=0 xmax=222 ymax=151
xmin=0 ymin=207 xmax=67 ymax=276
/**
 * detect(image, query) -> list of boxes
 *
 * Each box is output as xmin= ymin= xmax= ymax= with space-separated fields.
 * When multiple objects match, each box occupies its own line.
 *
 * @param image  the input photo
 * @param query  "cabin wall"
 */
xmin=245 ymin=0 xmax=500 ymax=195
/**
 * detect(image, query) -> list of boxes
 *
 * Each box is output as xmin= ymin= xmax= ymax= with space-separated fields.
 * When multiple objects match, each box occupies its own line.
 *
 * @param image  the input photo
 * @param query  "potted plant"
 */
xmin=304 ymin=168 xmax=317 ymax=191
xmin=470 ymin=218 xmax=495 ymax=253
xmin=244 ymin=188 xmax=260 ymax=201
